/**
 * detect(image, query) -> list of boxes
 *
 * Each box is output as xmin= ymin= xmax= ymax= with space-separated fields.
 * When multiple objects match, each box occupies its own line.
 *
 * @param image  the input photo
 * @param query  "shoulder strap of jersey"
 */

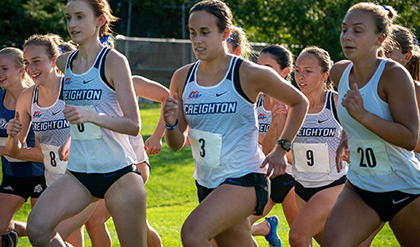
xmin=329 ymin=91 xmax=340 ymax=123
xmin=66 ymin=49 xmax=79 ymax=70
xmin=182 ymin=62 xmax=199 ymax=95
xmin=232 ymin=57 xmax=252 ymax=103
xmin=59 ymin=77 xmax=65 ymax=100
xmin=97 ymin=47 xmax=112 ymax=90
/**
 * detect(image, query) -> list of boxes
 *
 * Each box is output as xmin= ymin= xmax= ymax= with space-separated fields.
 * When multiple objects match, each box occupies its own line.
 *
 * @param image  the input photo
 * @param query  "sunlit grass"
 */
xmin=7 ymin=103 xmax=398 ymax=246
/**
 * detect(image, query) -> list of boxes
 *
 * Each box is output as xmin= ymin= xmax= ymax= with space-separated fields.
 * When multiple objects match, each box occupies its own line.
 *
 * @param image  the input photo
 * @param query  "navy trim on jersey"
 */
xmin=187 ymin=62 xmax=199 ymax=84
xmin=325 ymin=91 xmax=339 ymax=123
xmin=32 ymin=86 xmax=39 ymax=104
xmin=257 ymin=93 xmax=264 ymax=107
xmin=58 ymin=77 xmax=65 ymax=100
xmin=99 ymin=48 xmax=113 ymax=90
xmin=226 ymin=57 xmax=237 ymax=81
xmin=183 ymin=62 xmax=199 ymax=96
xmin=94 ymin=47 xmax=108 ymax=69
xmin=67 ymin=50 xmax=78 ymax=70
xmin=233 ymin=58 xmax=252 ymax=103
xmin=331 ymin=92 xmax=339 ymax=123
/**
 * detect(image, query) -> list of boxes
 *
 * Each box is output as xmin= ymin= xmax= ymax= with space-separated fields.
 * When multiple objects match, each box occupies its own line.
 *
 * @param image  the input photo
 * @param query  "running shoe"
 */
xmin=265 ymin=215 xmax=282 ymax=247
xmin=1 ymin=230 xmax=18 ymax=247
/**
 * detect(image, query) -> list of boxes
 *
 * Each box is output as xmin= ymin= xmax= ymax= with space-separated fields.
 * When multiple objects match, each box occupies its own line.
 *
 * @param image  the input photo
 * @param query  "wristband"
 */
xmin=165 ymin=119 xmax=178 ymax=130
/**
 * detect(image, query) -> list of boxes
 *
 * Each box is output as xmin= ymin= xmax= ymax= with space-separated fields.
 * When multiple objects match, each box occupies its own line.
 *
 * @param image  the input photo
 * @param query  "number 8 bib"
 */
xmin=188 ymin=128 xmax=222 ymax=168
xmin=349 ymin=139 xmax=392 ymax=176
xmin=70 ymin=105 xmax=102 ymax=140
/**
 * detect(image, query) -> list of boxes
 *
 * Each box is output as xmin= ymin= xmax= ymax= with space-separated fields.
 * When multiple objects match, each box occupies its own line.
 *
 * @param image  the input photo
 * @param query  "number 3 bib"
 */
xmin=188 ymin=128 xmax=222 ymax=168
xmin=349 ymin=139 xmax=392 ymax=176
xmin=70 ymin=105 xmax=102 ymax=140
xmin=292 ymin=143 xmax=330 ymax=173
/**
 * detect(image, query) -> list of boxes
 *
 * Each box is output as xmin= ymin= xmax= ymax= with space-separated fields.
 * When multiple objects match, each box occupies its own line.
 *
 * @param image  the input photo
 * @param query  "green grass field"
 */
xmin=5 ymin=103 xmax=399 ymax=246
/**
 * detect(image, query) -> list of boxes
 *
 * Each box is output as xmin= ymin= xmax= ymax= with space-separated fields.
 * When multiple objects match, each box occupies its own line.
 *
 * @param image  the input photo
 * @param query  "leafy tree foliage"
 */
xmin=1 ymin=0 xmax=419 ymax=61
xmin=0 ymin=0 xmax=68 ymax=48
xmin=227 ymin=0 xmax=420 ymax=61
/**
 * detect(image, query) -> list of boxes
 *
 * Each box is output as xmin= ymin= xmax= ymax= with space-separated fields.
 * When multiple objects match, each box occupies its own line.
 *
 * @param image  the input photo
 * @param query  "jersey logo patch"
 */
xmin=64 ymin=78 xmax=72 ymax=85
xmin=318 ymin=119 xmax=328 ymax=124
xmin=33 ymin=111 xmax=42 ymax=118
xmin=258 ymin=113 xmax=267 ymax=120
xmin=0 ymin=118 xmax=7 ymax=129
xmin=188 ymin=91 xmax=202 ymax=99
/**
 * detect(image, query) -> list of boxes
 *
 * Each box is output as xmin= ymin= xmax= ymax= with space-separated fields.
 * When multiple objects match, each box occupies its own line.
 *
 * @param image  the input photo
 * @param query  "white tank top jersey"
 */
xmin=63 ymin=46 xmax=136 ymax=173
xmin=292 ymin=90 xmax=347 ymax=187
xmin=256 ymin=93 xmax=272 ymax=137
xmin=31 ymin=78 xmax=69 ymax=185
xmin=129 ymin=134 xmax=149 ymax=164
xmin=256 ymin=93 xmax=292 ymax=175
xmin=337 ymin=59 xmax=420 ymax=194
xmin=183 ymin=56 xmax=266 ymax=188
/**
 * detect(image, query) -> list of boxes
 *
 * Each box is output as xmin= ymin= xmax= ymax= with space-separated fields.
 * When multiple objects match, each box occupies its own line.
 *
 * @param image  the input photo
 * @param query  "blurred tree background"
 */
xmin=0 ymin=0 xmax=419 ymax=61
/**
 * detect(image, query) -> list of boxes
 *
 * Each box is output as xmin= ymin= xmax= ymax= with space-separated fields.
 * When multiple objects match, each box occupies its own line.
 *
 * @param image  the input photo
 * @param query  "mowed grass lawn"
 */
xmin=5 ymin=103 xmax=399 ymax=246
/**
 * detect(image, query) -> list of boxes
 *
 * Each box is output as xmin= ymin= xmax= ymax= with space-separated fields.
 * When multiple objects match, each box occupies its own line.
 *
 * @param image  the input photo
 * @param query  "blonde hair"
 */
xmin=386 ymin=24 xmax=420 ymax=81
xmin=0 ymin=47 xmax=34 ymax=87
xmin=228 ymin=26 xmax=253 ymax=60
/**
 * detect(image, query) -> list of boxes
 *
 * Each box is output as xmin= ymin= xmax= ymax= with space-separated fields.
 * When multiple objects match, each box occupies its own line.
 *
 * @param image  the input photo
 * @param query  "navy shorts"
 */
xmin=350 ymin=182 xmax=420 ymax=222
xmin=295 ymin=176 xmax=347 ymax=202
xmin=196 ymin=173 xmax=269 ymax=215
xmin=0 ymin=175 xmax=47 ymax=200
xmin=69 ymin=165 xmax=141 ymax=199
xmin=270 ymin=173 xmax=295 ymax=203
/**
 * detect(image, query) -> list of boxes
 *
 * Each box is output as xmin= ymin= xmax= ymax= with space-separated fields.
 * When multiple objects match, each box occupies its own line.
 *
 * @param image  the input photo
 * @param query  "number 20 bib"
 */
xmin=188 ymin=128 xmax=222 ymax=168
xmin=349 ymin=139 xmax=392 ymax=176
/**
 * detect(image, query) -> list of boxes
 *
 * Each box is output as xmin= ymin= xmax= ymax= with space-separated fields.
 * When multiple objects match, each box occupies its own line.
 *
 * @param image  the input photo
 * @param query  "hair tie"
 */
xmin=59 ymin=45 xmax=66 ymax=54
xmin=382 ymin=5 xmax=390 ymax=11
xmin=100 ymin=35 xmax=111 ymax=46
xmin=414 ymin=37 xmax=419 ymax=46
xmin=227 ymin=33 xmax=233 ymax=42
xmin=226 ymin=26 xmax=241 ymax=42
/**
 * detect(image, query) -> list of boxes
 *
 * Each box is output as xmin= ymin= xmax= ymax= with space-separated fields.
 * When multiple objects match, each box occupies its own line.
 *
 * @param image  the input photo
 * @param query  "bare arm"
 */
xmin=413 ymin=81 xmax=420 ymax=153
xmin=56 ymin=52 xmax=71 ymax=74
xmin=163 ymin=65 xmax=192 ymax=151
xmin=64 ymin=50 xmax=140 ymax=136
xmin=242 ymin=62 xmax=308 ymax=177
xmin=6 ymin=87 xmax=43 ymax=162
xmin=261 ymin=102 xmax=288 ymax=155
xmin=133 ymin=75 xmax=169 ymax=154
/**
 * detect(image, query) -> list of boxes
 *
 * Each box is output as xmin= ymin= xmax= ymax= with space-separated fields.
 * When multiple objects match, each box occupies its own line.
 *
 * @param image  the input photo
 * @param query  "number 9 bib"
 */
xmin=70 ymin=105 xmax=102 ymax=140
xmin=188 ymin=128 xmax=222 ymax=168
xmin=349 ymin=139 xmax=392 ymax=176
xmin=292 ymin=143 xmax=330 ymax=173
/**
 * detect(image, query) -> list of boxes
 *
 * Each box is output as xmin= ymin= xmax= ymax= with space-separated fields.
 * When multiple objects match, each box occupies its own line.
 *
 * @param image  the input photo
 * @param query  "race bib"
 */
xmin=70 ymin=105 xmax=102 ymax=140
xmin=349 ymin=139 xmax=392 ymax=176
xmin=0 ymin=137 xmax=28 ymax=162
xmin=293 ymin=143 xmax=330 ymax=173
xmin=39 ymin=143 xmax=67 ymax=173
xmin=188 ymin=128 xmax=222 ymax=168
